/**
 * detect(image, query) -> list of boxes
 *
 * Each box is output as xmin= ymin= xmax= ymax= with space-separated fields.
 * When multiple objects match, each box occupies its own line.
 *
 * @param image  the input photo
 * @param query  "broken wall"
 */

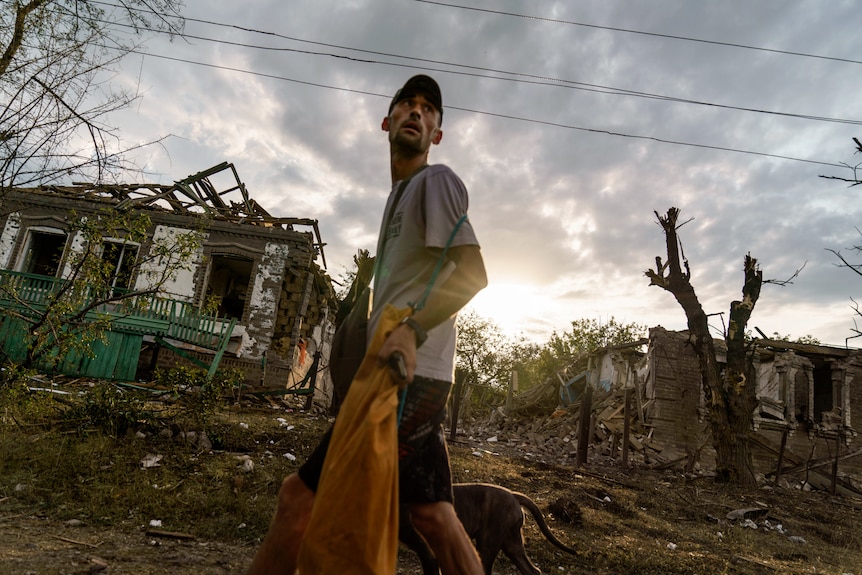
xmin=645 ymin=327 xmax=713 ymax=466
xmin=645 ymin=326 xmax=862 ymax=483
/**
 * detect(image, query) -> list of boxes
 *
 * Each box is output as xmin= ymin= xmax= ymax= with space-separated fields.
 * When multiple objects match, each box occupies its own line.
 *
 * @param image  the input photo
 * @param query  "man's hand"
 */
xmin=378 ymin=322 xmax=418 ymax=388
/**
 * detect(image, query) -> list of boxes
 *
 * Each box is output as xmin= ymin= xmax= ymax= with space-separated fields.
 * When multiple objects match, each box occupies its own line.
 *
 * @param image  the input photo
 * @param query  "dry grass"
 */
xmin=1 ymin=381 xmax=861 ymax=574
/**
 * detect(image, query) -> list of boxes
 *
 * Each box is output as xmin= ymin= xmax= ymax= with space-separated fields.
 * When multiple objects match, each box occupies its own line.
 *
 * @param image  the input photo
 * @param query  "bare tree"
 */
xmin=645 ymin=207 xmax=762 ymax=486
xmin=823 ymin=138 xmax=862 ymax=344
xmin=819 ymin=137 xmax=862 ymax=188
xmin=0 ymin=0 xmax=184 ymax=189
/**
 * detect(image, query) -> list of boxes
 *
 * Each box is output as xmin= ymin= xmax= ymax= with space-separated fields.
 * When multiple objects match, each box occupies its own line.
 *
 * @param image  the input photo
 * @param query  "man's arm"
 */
xmin=377 ymin=244 xmax=487 ymax=383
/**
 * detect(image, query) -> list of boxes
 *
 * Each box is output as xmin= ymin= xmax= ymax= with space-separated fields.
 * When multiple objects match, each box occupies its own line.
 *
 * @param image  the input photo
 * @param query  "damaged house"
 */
xmin=526 ymin=326 xmax=862 ymax=489
xmin=0 ymin=163 xmax=339 ymax=400
xmin=645 ymin=327 xmax=862 ymax=489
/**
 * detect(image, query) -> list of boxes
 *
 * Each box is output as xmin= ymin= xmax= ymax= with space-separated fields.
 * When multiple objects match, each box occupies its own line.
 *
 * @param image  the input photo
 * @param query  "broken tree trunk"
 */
xmin=645 ymin=207 xmax=761 ymax=487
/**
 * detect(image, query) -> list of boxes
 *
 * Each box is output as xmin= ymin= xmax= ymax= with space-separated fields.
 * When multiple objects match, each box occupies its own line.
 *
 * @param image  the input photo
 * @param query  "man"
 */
xmin=248 ymin=74 xmax=487 ymax=575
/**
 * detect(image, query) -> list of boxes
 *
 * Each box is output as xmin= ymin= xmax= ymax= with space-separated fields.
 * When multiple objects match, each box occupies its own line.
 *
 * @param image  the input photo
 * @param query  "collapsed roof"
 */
xmin=12 ymin=162 xmax=327 ymax=268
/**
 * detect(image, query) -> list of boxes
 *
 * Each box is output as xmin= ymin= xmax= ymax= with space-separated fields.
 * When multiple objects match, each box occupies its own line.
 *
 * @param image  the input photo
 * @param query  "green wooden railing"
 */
xmin=0 ymin=269 xmax=236 ymax=380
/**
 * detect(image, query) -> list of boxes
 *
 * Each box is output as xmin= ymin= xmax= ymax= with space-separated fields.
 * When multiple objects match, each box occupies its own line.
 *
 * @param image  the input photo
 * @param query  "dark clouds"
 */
xmin=111 ymin=0 xmax=862 ymax=345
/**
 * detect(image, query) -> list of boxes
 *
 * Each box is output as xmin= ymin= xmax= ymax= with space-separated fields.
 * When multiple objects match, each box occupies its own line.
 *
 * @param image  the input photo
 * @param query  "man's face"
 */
xmin=382 ymin=93 xmax=443 ymax=155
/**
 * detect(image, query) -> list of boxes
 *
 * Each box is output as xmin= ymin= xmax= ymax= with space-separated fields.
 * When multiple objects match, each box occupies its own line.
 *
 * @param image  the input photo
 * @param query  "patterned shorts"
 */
xmin=298 ymin=375 xmax=453 ymax=504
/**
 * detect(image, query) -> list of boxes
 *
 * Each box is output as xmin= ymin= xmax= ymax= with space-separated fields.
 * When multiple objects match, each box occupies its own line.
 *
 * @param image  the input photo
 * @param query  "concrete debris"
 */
xmin=141 ymin=454 xmax=163 ymax=468
xmin=727 ymin=507 xmax=769 ymax=521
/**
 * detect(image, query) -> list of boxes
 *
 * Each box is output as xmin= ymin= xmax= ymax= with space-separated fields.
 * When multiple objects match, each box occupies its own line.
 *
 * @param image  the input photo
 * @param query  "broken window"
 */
xmin=754 ymin=354 xmax=794 ymax=424
xmin=205 ymin=254 xmax=253 ymax=320
xmin=101 ymin=240 xmax=139 ymax=297
xmin=812 ymin=363 xmax=837 ymax=425
xmin=18 ymin=229 xmax=67 ymax=276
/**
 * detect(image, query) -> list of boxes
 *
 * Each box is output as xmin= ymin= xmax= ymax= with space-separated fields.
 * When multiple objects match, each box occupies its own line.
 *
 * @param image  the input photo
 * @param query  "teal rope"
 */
xmin=409 ymin=214 xmax=469 ymax=312
xmin=398 ymin=213 xmax=469 ymax=428
xmin=397 ymin=386 xmax=408 ymax=426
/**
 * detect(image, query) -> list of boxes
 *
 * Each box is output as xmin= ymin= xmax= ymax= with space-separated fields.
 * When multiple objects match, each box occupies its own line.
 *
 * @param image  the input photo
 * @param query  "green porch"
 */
xmin=0 ymin=270 xmax=236 ymax=381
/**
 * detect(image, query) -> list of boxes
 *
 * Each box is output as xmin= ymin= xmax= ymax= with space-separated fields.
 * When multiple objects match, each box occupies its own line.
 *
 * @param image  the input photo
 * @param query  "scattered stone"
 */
xmin=240 ymin=458 xmax=254 ymax=473
xmin=88 ymin=557 xmax=108 ymax=573
xmin=140 ymin=454 xmax=163 ymax=468
xmin=727 ymin=507 xmax=769 ymax=521
xmin=198 ymin=432 xmax=212 ymax=450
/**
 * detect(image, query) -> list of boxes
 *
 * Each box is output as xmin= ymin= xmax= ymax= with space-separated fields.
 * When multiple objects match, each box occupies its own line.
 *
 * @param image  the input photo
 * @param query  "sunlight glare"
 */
xmin=466 ymin=283 xmax=549 ymax=338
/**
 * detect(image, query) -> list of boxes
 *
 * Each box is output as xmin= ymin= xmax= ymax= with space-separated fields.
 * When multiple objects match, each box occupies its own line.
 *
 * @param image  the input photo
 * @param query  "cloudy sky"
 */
xmin=105 ymin=0 xmax=862 ymax=346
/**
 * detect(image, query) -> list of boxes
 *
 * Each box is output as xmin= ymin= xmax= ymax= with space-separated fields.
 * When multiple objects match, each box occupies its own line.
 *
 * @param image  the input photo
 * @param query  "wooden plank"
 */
xmin=113 ymin=333 xmax=143 ymax=380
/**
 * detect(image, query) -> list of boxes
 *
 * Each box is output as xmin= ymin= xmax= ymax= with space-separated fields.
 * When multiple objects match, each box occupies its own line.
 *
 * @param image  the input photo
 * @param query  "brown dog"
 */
xmin=400 ymin=483 xmax=578 ymax=575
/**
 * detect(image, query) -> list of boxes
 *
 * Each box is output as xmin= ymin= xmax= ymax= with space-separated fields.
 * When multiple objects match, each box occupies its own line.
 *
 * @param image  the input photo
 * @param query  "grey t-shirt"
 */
xmin=369 ymin=164 xmax=480 ymax=382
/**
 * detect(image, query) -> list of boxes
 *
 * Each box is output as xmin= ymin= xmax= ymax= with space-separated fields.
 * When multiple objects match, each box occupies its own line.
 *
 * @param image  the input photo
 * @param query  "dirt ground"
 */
xmin=2 ymin=399 xmax=862 ymax=575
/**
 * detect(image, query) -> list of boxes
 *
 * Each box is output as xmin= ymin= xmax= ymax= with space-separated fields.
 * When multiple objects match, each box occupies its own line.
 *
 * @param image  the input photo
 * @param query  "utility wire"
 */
xmin=78 ymin=1 xmax=852 ymax=167
xmin=414 ymin=0 xmax=862 ymax=67
xmin=121 ymin=48 xmax=846 ymax=169
xmin=90 ymin=3 xmax=862 ymax=127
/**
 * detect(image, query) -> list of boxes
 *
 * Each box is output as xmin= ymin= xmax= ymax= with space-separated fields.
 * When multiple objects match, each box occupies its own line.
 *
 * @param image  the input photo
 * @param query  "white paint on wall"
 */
xmin=62 ymin=228 xmax=87 ymax=279
xmin=0 ymin=213 xmax=21 ymax=268
xmin=248 ymin=243 xmax=291 ymax=327
xmin=246 ymin=243 xmax=291 ymax=356
xmin=135 ymin=225 xmax=205 ymax=301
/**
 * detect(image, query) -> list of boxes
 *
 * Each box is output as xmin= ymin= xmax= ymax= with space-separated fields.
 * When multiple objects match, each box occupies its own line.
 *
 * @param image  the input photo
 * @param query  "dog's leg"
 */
xmin=501 ymin=534 xmax=542 ymax=575
xmin=472 ymin=538 xmax=500 ymax=575
xmin=498 ymin=507 xmax=541 ymax=575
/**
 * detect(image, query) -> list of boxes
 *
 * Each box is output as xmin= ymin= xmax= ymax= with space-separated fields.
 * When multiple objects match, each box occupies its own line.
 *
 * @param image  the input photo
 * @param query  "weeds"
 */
xmin=152 ymin=365 xmax=244 ymax=430
xmin=2 ymin=369 xmax=862 ymax=574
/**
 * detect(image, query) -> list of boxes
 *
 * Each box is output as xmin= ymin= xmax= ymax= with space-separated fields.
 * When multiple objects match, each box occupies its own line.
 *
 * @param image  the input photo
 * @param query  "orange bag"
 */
xmin=296 ymin=304 xmax=410 ymax=575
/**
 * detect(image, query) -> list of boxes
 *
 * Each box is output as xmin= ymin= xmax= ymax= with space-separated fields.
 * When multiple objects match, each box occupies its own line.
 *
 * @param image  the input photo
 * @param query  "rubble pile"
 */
xmin=455 ymin=386 xmax=670 ymax=471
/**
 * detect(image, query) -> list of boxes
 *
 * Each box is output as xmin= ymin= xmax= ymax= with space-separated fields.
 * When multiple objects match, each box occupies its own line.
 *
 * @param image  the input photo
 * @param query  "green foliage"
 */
xmin=546 ymin=317 xmax=647 ymax=364
xmin=456 ymin=309 xmax=510 ymax=388
xmin=0 ymin=365 xmax=60 ymax=424
xmin=771 ymin=332 xmax=822 ymax=345
xmin=65 ymin=381 xmax=148 ymax=436
xmin=52 ymin=364 xmax=244 ymax=437
xmin=2 ymin=207 xmax=204 ymax=373
xmin=455 ymin=312 xmax=647 ymax=401
xmin=519 ymin=317 xmax=642 ymax=385
xmin=153 ymin=366 xmax=243 ymax=429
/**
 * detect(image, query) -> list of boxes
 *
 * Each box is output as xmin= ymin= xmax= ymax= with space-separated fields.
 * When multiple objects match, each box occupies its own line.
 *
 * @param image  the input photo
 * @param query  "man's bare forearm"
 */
xmin=410 ymin=244 xmax=487 ymax=331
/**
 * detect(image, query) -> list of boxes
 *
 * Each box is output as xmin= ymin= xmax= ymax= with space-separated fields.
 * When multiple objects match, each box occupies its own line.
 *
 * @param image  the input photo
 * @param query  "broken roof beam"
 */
xmin=193 ymin=177 xmax=228 ymax=209
xmin=173 ymin=162 xmax=255 ymax=216
xmin=171 ymin=181 xmax=219 ymax=214
xmin=755 ymin=338 xmax=850 ymax=357
xmin=245 ymin=198 xmax=272 ymax=219
xmin=114 ymin=186 xmax=187 ymax=212
xmin=227 ymin=162 xmax=254 ymax=215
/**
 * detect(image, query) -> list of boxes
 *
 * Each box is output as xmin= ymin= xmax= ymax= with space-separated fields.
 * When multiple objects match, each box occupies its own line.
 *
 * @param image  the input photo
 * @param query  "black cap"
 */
xmin=388 ymin=75 xmax=443 ymax=124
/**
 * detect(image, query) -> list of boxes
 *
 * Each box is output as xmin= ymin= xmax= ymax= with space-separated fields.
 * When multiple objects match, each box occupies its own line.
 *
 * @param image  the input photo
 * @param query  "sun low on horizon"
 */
xmin=465 ymin=282 xmax=565 ymax=343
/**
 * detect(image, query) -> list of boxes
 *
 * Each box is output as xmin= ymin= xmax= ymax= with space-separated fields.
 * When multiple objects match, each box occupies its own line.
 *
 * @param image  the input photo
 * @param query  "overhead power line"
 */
xmin=98 ymin=18 xmax=862 ymax=127
xmin=120 ymin=48 xmax=846 ymax=169
xmin=89 ymin=2 xmax=862 ymax=128
xmin=79 ymin=1 xmax=851 ymax=167
xmin=414 ymin=0 xmax=862 ymax=67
